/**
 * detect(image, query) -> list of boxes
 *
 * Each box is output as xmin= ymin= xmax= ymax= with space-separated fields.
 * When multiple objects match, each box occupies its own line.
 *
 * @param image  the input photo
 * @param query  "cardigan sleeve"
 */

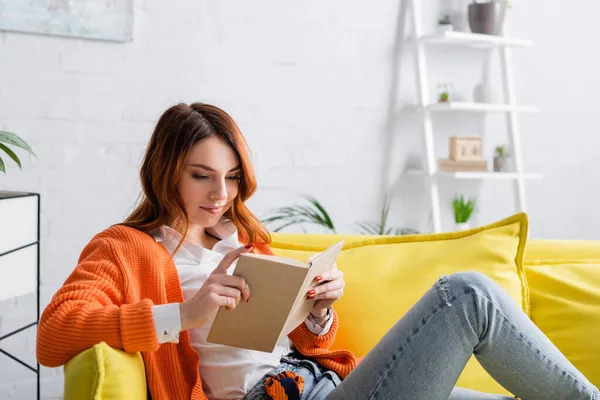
xmin=36 ymin=238 xmax=159 ymax=367
xmin=288 ymin=309 xmax=358 ymax=379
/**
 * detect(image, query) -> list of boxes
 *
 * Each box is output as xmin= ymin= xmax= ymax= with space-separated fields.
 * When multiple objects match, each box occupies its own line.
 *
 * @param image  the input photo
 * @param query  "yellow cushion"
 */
xmin=63 ymin=342 xmax=146 ymax=400
xmin=525 ymin=240 xmax=600 ymax=388
xmin=271 ymin=212 xmax=529 ymax=396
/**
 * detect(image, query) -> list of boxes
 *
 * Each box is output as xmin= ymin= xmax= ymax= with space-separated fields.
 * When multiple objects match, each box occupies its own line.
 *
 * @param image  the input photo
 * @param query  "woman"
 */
xmin=36 ymin=102 xmax=599 ymax=400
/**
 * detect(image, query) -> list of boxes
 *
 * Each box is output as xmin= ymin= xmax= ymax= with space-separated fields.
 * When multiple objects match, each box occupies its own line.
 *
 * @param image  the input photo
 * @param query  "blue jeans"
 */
xmin=245 ymin=272 xmax=599 ymax=400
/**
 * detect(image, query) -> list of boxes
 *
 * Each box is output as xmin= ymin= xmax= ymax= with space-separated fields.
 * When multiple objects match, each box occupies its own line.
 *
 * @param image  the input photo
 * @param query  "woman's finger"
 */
xmin=209 ymin=292 xmax=239 ymax=311
xmin=211 ymin=244 xmax=254 ymax=276
xmin=311 ymin=288 xmax=344 ymax=301
xmin=213 ymin=274 xmax=250 ymax=302
xmin=307 ymin=278 xmax=345 ymax=298
xmin=314 ymin=269 xmax=343 ymax=283
xmin=213 ymin=285 xmax=242 ymax=306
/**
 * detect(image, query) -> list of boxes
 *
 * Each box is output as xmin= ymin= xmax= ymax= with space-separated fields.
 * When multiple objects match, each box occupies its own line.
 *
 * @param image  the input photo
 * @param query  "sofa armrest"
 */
xmin=63 ymin=342 xmax=147 ymax=400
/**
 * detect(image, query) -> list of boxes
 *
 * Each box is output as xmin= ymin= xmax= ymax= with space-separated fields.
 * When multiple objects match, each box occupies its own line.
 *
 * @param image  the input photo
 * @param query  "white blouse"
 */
xmin=149 ymin=219 xmax=332 ymax=400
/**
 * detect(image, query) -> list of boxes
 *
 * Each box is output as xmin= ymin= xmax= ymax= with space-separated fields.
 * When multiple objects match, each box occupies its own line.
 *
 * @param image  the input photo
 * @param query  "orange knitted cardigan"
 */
xmin=36 ymin=225 xmax=357 ymax=400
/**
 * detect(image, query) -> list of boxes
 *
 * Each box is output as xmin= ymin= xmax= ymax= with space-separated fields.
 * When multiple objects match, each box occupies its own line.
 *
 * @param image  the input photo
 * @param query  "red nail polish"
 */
xmin=244 ymin=243 xmax=254 ymax=249
xmin=307 ymin=295 xmax=314 ymax=300
xmin=307 ymin=289 xmax=316 ymax=296
xmin=315 ymin=276 xmax=323 ymax=282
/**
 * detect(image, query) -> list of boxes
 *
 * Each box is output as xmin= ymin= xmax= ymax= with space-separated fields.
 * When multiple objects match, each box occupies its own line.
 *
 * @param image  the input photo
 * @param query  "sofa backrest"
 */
xmin=524 ymin=239 xmax=600 ymax=388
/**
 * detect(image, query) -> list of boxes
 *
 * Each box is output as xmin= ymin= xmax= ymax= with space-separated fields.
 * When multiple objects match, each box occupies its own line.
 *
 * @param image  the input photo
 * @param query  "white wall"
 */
xmin=0 ymin=0 xmax=597 ymax=398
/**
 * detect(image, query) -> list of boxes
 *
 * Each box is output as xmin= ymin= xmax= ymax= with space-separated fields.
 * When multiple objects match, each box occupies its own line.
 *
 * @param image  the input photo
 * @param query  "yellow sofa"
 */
xmin=62 ymin=213 xmax=600 ymax=399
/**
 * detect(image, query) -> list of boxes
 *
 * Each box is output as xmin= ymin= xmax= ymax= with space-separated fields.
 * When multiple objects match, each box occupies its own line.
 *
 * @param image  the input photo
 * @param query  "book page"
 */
xmin=277 ymin=240 xmax=344 ymax=342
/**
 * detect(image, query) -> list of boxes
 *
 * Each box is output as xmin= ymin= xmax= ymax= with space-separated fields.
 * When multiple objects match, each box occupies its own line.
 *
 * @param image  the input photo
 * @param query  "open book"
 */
xmin=206 ymin=240 xmax=344 ymax=353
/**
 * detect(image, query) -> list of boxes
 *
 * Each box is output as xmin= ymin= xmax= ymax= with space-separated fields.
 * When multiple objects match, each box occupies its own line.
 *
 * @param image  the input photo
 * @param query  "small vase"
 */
xmin=493 ymin=157 xmax=509 ymax=172
xmin=454 ymin=222 xmax=471 ymax=231
xmin=473 ymin=82 xmax=495 ymax=103
xmin=468 ymin=1 xmax=506 ymax=35
xmin=436 ymin=24 xmax=454 ymax=34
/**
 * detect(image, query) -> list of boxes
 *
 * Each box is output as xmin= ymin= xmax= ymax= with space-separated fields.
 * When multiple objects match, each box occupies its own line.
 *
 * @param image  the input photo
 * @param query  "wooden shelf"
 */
xmin=419 ymin=31 xmax=533 ymax=48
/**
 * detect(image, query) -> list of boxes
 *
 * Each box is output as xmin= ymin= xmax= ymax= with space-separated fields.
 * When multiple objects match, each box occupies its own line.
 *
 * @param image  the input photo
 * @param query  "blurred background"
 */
xmin=0 ymin=0 xmax=597 ymax=398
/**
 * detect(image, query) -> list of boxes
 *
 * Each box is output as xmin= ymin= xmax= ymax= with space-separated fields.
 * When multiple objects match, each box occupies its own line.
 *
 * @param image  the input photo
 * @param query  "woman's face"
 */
xmin=177 ymin=136 xmax=241 ymax=228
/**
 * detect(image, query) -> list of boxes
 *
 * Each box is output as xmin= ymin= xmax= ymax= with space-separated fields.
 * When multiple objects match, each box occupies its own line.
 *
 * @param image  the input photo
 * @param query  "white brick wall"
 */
xmin=0 ymin=0 xmax=598 ymax=398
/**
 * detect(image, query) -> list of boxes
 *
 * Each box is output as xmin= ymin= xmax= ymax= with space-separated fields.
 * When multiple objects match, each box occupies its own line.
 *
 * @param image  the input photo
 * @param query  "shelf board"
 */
xmin=407 ymin=170 xmax=543 ymax=180
xmin=427 ymin=102 xmax=538 ymax=113
xmin=419 ymin=31 xmax=533 ymax=48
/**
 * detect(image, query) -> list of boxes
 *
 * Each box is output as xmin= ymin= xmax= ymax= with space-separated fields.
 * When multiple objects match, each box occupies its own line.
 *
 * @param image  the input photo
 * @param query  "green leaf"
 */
xmin=0 ymin=131 xmax=35 ymax=155
xmin=261 ymin=196 xmax=337 ymax=234
xmin=296 ymin=206 xmax=324 ymax=222
xmin=0 ymin=143 xmax=22 ymax=168
xmin=452 ymin=195 xmax=476 ymax=223
xmin=397 ymin=227 xmax=419 ymax=235
xmin=356 ymin=221 xmax=378 ymax=235
xmin=305 ymin=196 xmax=336 ymax=232
xmin=0 ymin=156 xmax=5 ymax=173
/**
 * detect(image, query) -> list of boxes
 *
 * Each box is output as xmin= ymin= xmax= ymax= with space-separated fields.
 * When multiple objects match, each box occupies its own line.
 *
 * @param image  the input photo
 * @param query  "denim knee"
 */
xmin=443 ymin=271 xmax=499 ymax=296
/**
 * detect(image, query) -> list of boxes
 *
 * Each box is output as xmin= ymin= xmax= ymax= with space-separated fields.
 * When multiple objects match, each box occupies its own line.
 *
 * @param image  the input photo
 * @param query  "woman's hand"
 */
xmin=179 ymin=244 xmax=253 ymax=330
xmin=307 ymin=266 xmax=345 ymax=318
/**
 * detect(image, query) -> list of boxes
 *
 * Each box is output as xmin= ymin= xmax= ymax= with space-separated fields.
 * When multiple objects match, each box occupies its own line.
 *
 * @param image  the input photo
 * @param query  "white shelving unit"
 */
xmin=401 ymin=0 xmax=541 ymax=233
xmin=0 ymin=192 xmax=40 ymax=399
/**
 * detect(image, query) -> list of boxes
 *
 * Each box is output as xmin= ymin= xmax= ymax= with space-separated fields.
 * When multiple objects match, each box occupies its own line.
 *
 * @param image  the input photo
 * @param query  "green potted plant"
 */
xmin=452 ymin=195 xmax=476 ymax=231
xmin=439 ymin=91 xmax=450 ymax=103
xmin=0 ymin=131 xmax=35 ymax=175
xmin=261 ymin=195 xmax=337 ymax=233
xmin=262 ymin=194 xmax=418 ymax=235
xmin=493 ymin=145 xmax=510 ymax=172
xmin=437 ymin=15 xmax=454 ymax=34
xmin=437 ymin=83 xmax=452 ymax=103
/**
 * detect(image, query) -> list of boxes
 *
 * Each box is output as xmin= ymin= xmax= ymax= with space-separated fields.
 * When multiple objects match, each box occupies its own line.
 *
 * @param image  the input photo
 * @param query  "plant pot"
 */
xmin=493 ymin=156 xmax=509 ymax=172
xmin=436 ymin=24 xmax=454 ymax=34
xmin=468 ymin=1 xmax=506 ymax=35
xmin=454 ymin=222 xmax=471 ymax=231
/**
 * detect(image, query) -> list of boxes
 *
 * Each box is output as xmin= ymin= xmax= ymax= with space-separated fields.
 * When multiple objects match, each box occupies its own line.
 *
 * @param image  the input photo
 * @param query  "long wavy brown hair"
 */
xmin=122 ymin=102 xmax=273 ymax=255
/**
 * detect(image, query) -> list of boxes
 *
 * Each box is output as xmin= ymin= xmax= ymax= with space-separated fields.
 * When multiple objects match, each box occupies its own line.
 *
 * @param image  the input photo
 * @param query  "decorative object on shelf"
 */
xmin=436 ymin=15 xmax=454 ymax=34
xmin=473 ymin=82 xmax=496 ymax=103
xmin=438 ymin=136 xmax=488 ymax=172
xmin=450 ymin=136 xmax=483 ymax=161
xmin=0 ymin=0 xmax=134 ymax=42
xmin=452 ymin=195 xmax=476 ymax=231
xmin=468 ymin=0 xmax=507 ymax=36
xmin=0 ymin=191 xmax=41 ymax=399
xmin=437 ymin=83 xmax=453 ymax=103
xmin=438 ymin=91 xmax=450 ymax=103
xmin=493 ymin=145 xmax=511 ymax=172
xmin=0 ymin=131 xmax=35 ymax=174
